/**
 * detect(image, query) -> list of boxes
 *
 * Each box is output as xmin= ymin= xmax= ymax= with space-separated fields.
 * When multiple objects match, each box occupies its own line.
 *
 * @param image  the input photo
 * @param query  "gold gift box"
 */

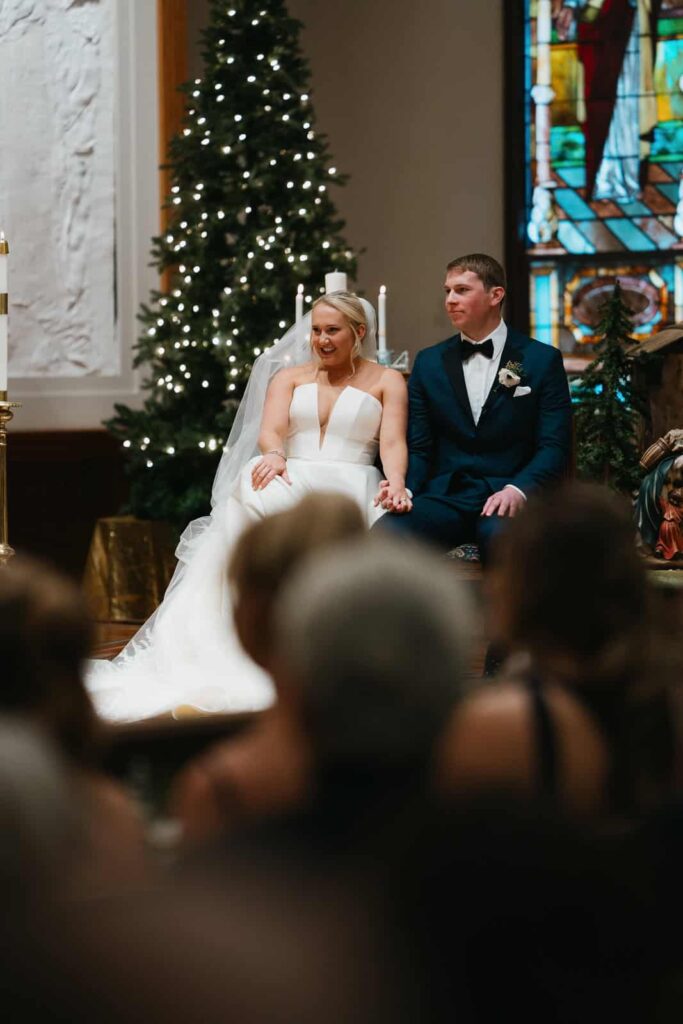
xmin=83 ymin=516 xmax=177 ymax=623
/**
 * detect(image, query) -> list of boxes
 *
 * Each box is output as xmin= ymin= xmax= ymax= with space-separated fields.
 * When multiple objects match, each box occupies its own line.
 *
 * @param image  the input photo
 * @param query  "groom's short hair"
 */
xmin=446 ymin=253 xmax=506 ymax=296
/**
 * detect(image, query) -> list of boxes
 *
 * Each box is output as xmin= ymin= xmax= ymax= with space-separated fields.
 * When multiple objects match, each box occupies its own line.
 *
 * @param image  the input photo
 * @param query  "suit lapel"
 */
xmin=442 ymin=336 xmax=476 ymax=428
xmin=477 ymin=330 xmax=525 ymax=426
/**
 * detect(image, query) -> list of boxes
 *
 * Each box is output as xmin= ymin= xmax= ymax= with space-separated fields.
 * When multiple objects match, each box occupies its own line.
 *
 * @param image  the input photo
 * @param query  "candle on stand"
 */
xmin=377 ymin=285 xmax=387 ymax=360
xmin=0 ymin=232 xmax=8 ymax=293
xmin=295 ymin=283 xmax=304 ymax=324
xmin=0 ymin=233 xmax=8 ymax=394
xmin=324 ymin=271 xmax=347 ymax=293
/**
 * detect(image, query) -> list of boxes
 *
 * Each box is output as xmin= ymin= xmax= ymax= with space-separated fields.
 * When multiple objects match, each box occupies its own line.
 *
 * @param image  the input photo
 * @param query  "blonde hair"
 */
xmin=311 ymin=292 xmax=367 ymax=369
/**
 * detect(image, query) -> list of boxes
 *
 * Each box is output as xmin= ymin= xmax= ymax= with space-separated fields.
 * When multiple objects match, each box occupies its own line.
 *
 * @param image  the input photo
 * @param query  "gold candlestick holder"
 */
xmin=0 ymin=392 xmax=21 ymax=566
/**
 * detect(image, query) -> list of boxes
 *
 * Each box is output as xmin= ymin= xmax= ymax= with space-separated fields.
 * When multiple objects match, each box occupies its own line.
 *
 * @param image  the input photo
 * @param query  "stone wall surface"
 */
xmin=0 ymin=0 xmax=116 ymax=377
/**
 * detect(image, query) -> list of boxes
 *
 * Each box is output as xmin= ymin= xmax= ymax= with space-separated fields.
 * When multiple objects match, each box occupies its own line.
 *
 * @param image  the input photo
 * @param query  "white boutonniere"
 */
xmin=498 ymin=361 xmax=524 ymax=389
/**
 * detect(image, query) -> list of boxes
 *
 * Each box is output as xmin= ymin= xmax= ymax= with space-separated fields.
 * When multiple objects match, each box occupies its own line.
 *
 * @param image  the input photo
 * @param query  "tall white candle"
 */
xmin=325 ymin=271 xmax=347 ymax=293
xmin=295 ymin=283 xmax=304 ymax=323
xmin=0 ymin=233 xmax=8 ymax=392
xmin=378 ymin=285 xmax=387 ymax=355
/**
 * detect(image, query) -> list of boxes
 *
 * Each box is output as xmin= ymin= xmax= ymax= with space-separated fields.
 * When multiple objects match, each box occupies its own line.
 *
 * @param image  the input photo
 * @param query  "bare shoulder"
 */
xmin=269 ymin=364 xmax=312 ymax=389
xmin=380 ymin=367 xmax=407 ymax=392
xmin=442 ymin=682 xmax=533 ymax=748
xmin=290 ymin=361 xmax=317 ymax=386
xmin=435 ymin=683 xmax=531 ymax=786
xmin=378 ymin=366 xmax=405 ymax=385
xmin=435 ymin=678 xmax=608 ymax=814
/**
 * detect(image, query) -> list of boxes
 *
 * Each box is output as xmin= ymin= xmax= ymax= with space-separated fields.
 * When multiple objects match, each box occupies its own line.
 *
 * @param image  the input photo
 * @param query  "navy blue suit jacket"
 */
xmin=406 ymin=328 xmax=572 ymax=500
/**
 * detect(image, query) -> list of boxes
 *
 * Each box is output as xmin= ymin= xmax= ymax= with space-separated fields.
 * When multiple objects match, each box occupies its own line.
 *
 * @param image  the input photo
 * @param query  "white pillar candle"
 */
xmin=324 ymin=271 xmax=347 ymax=293
xmin=377 ymin=285 xmax=387 ymax=354
xmin=295 ymin=283 xmax=304 ymax=323
xmin=0 ymin=233 xmax=8 ymax=392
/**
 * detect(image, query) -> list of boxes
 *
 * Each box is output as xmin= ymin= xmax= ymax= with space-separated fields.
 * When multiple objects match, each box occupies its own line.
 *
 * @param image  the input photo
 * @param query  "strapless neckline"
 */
xmin=293 ymin=381 xmax=382 ymax=411
xmin=293 ymin=382 xmax=382 ymax=452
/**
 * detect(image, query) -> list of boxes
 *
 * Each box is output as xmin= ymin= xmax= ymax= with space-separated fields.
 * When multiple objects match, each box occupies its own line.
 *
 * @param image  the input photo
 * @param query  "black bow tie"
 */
xmin=461 ymin=337 xmax=494 ymax=360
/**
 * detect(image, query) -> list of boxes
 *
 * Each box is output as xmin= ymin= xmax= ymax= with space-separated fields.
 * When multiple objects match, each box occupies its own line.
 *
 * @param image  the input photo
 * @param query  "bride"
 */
xmin=86 ymin=291 xmax=411 ymax=722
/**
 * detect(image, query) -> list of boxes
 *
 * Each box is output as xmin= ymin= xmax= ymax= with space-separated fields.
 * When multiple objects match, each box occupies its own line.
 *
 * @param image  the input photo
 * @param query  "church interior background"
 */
xmin=1 ymin=0 xmax=682 ymax=572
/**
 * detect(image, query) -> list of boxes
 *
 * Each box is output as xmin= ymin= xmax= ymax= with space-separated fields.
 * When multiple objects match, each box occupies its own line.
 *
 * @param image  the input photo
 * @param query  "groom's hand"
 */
xmin=481 ymin=486 xmax=526 ymax=518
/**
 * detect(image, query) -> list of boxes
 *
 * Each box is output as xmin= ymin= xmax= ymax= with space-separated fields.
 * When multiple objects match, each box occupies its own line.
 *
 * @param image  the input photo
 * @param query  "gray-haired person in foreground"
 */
xmin=273 ymin=536 xmax=474 ymax=780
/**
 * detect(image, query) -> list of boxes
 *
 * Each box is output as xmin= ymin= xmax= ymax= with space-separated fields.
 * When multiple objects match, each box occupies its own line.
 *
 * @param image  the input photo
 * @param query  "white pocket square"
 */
xmin=513 ymin=386 xmax=531 ymax=398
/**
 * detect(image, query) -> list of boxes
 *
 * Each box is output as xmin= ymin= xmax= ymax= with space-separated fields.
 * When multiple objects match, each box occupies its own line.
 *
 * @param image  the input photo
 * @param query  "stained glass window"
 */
xmin=522 ymin=0 xmax=683 ymax=350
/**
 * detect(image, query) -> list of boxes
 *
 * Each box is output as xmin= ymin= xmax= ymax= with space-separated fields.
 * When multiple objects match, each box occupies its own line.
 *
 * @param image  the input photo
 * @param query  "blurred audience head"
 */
xmin=0 ymin=716 xmax=76 ymax=900
xmin=490 ymin=482 xmax=649 ymax=687
xmin=229 ymin=492 xmax=364 ymax=670
xmin=274 ymin=535 xmax=473 ymax=770
xmin=0 ymin=554 xmax=96 ymax=762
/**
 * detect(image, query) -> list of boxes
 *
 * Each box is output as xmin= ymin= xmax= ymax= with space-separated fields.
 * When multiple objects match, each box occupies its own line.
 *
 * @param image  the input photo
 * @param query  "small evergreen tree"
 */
xmin=574 ymin=281 xmax=644 ymax=493
xmin=107 ymin=0 xmax=357 ymax=529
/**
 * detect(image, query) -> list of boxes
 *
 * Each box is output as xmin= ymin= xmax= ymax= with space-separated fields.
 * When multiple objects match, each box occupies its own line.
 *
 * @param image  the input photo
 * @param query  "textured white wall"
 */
xmin=0 ymin=0 xmax=115 ymax=376
xmin=0 ymin=0 xmax=159 ymax=429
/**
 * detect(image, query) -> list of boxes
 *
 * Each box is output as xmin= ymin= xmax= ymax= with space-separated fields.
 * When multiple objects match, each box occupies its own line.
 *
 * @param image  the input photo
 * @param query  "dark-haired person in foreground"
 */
xmin=379 ymin=253 xmax=572 ymax=563
xmin=435 ymin=483 xmax=679 ymax=820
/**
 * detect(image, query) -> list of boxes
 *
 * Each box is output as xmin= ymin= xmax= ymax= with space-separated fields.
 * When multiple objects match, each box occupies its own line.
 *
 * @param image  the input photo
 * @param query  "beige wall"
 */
xmin=188 ymin=0 xmax=504 ymax=360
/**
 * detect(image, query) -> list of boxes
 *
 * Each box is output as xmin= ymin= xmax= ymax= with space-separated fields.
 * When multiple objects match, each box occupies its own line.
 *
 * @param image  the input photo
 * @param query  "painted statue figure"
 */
xmin=636 ymin=430 xmax=683 ymax=560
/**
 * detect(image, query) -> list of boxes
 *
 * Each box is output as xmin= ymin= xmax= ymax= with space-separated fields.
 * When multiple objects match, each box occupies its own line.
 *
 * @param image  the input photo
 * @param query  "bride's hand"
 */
xmin=251 ymin=452 xmax=291 ymax=490
xmin=374 ymin=480 xmax=412 ymax=513
xmin=373 ymin=480 xmax=390 ymax=507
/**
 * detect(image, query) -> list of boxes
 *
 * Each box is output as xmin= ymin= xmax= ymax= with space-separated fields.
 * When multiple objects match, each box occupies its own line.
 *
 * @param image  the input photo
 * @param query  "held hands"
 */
xmin=251 ymin=451 xmax=291 ymax=491
xmin=481 ymin=486 xmax=526 ymax=518
xmin=373 ymin=479 xmax=413 ymax=514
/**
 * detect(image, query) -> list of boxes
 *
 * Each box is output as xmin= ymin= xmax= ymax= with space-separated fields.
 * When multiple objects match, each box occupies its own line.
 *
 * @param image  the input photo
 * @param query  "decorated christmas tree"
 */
xmin=108 ymin=0 xmax=357 ymax=528
xmin=574 ymin=281 xmax=644 ymax=494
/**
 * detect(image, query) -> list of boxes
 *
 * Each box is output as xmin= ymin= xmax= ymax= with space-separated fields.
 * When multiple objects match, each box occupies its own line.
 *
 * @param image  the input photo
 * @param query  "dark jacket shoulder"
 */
xmin=413 ymin=334 xmax=459 ymax=367
xmin=508 ymin=329 xmax=560 ymax=363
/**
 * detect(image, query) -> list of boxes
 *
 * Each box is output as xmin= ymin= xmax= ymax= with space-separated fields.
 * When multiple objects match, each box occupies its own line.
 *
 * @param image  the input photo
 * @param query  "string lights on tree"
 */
xmin=107 ymin=0 xmax=357 ymax=528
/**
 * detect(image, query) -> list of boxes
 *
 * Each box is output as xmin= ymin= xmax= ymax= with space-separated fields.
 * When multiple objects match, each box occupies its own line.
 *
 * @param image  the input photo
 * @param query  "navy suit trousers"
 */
xmin=376 ymin=492 xmax=508 ymax=565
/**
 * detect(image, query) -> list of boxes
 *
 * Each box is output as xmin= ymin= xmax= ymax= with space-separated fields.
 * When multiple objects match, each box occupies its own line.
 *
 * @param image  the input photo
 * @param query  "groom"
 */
xmin=381 ymin=253 xmax=572 ymax=562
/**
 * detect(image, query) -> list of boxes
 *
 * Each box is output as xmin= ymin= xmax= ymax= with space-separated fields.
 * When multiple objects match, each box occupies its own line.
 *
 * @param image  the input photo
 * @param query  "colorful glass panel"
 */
xmin=523 ymin=1 xmax=683 ymax=349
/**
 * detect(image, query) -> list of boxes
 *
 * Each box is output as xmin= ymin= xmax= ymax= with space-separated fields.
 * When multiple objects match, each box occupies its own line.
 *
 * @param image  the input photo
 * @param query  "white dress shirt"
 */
xmin=460 ymin=319 xmax=525 ymax=501
xmin=461 ymin=319 xmax=508 ymax=425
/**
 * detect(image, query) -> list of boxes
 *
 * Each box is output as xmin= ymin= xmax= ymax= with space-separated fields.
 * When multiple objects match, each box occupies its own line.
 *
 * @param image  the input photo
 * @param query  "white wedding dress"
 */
xmin=86 ymin=381 xmax=385 ymax=723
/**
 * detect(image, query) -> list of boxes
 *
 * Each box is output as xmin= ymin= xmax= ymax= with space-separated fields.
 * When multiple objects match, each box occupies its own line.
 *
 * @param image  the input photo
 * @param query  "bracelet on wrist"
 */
xmin=265 ymin=449 xmax=287 ymax=461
